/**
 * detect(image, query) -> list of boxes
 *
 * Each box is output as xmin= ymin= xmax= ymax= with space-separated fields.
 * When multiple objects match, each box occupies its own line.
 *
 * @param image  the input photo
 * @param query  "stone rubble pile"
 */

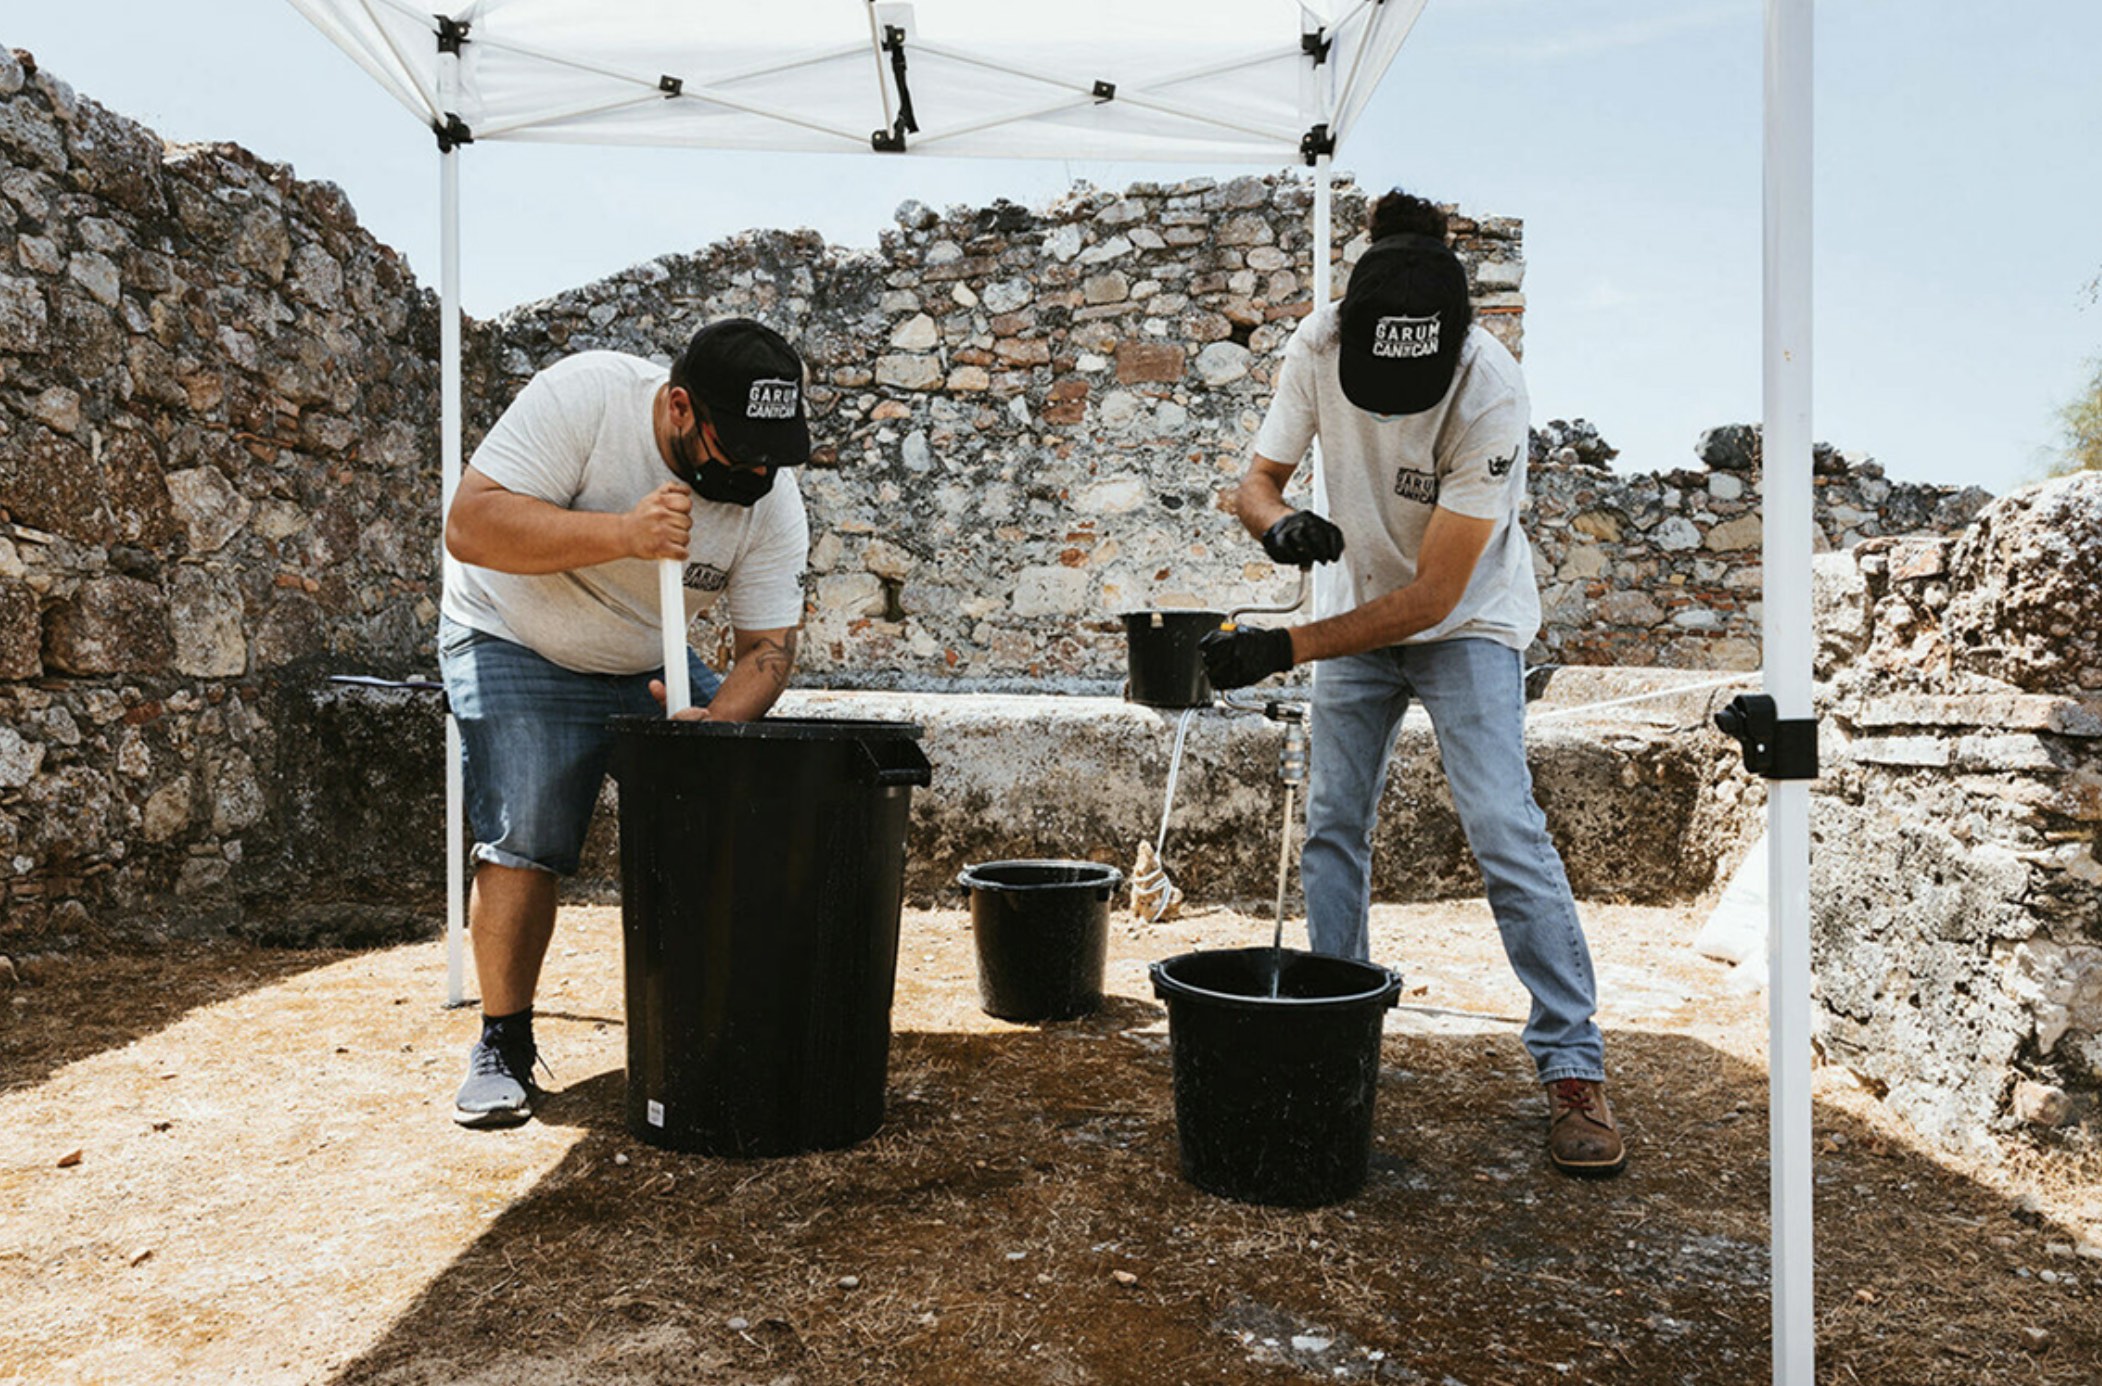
xmin=1808 ymin=470 xmax=2102 ymax=1148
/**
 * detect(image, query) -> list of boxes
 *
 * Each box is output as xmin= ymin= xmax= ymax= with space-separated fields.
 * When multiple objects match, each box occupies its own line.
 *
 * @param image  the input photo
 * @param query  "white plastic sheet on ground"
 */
xmin=1696 ymin=829 xmax=1770 ymax=992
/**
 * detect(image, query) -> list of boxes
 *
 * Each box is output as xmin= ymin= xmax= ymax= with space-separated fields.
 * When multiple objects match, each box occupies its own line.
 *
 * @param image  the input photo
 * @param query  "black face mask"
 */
xmin=672 ymin=427 xmax=776 ymax=507
xmin=693 ymin=462 xmax=776 ymax=507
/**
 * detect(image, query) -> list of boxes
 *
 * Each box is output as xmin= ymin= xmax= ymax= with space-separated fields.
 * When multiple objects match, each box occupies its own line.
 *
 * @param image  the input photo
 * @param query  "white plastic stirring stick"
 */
xmin=657 ymin=558 xmax=689 ymax=716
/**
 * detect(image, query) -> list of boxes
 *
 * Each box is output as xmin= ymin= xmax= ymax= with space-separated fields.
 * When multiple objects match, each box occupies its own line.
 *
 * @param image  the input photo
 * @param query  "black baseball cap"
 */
xmin=1338 ymin=233 xmax=1472 ymax=416
xmin=673 ymin=318 xmax=812 ymax=467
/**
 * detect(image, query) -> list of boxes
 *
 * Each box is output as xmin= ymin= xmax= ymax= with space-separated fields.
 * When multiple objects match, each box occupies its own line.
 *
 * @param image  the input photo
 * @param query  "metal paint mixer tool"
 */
xmin=1133 ymin=567 xmax=1310 ymax=923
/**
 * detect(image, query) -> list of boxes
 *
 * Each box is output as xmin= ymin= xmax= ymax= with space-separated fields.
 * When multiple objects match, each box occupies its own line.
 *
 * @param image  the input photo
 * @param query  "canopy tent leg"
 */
xmin=1308 ymin=153 xmax=1335 ymax=606
xmin=1311 ymin=153 xmax=1334 ymax=313
xmin=1763 ymin=0 xmax=1815 ymax=1380
xmin=439 ymin=41 xmax=467 ymax=1010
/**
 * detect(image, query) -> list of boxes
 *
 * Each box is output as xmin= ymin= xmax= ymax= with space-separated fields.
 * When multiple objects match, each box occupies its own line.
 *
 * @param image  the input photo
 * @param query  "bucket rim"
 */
xmin=608 ymin=714 xmax=924 ymax=741
xmin=958 ymin=858 xmax=1126 ymax=892
xmin=1149 ymin=946 xmax=1401 ymax=1009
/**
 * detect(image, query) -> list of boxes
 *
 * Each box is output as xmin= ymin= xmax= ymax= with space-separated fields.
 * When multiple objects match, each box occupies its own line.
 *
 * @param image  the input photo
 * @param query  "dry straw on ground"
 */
xmin=3 ymin=899 xmax=2098 ymax=1384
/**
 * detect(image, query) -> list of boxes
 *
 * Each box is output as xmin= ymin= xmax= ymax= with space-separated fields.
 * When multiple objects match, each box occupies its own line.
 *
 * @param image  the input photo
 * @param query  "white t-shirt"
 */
xmin=441 ymin=351 xmax=809 ymax=675
xmin=1253 ymin=308 xmax=1541 ymax=652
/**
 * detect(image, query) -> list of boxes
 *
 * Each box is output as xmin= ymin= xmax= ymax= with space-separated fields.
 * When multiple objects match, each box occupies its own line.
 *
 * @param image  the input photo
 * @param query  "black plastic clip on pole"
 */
xmin=1714 ymin=693 xmax=1818 ymax=780
xmin=434 ymin=113 xmax=474 ymax=152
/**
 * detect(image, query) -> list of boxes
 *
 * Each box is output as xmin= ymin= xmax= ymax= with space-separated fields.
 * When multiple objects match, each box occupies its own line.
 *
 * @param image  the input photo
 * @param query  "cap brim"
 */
xmin=1338 ymin=332 xmax=1459 ymax=415
xmin=712 ymin=409 xmax=812 ymax=468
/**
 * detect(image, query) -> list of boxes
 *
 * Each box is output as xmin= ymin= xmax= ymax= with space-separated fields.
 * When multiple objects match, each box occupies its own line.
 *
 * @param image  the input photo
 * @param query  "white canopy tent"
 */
xmin=283 ymin=3 xmax=1818 ymax=1379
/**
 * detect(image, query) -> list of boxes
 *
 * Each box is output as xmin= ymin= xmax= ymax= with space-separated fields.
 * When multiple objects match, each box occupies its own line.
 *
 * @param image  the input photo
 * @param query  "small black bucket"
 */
xmin=1150 ymin=947 xmax=1401 ymax=1207
xmin=1120 ymin=609 xmax=1225 ymax=709
xmin=959 ymin=860 xmax=1123 ymax=1021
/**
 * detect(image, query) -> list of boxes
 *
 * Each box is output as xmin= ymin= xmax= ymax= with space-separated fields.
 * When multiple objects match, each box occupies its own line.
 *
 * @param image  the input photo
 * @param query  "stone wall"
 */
xmin=1527 ymin=422 xmax=1990 ymax=670
xmin=267 ymin=669 xmax=1752 ymax=932
xmin=463 ymin=177 xmax=1529 ymax=688
xmin=0 ymin=48 xmax=443 ymax=948
xmin=0 ymin=48 xmax=1989 ymax=955
xmin=473 ymin=204 xmax=1986 ymax=688
xmin=1808 ymin=472 xmax=2102 ymax=1150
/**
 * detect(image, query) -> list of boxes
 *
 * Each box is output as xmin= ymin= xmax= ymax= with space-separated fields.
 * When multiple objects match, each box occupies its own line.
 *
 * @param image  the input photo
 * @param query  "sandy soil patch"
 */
xmin=3 ymin=897 xmax=2098 ymax=1384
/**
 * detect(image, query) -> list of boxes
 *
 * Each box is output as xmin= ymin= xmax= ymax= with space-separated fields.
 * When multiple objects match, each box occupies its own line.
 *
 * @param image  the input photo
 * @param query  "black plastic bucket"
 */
xmin=609 ymin=716 xmax=932 ymax=1157
xmin=1149 ymin=947 xmax=1401 ymax=1206
xmin=959 ymin=859 xmax=1124 ymax=1021
xmin=1120 ymin=609 xmax=1224 ymax=709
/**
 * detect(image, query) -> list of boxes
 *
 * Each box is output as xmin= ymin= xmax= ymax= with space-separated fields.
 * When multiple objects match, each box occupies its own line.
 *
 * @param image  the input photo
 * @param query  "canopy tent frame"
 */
xmin=1762 ymin=2 xmax=1816 ymax=1378
xmin=290 ymin=2 xmax=1818 ymax=1378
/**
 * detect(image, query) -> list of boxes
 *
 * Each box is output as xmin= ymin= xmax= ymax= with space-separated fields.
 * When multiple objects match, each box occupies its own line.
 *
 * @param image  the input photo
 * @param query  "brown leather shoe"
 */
xmin=1546 ymin=1078 xmax=1626 ymax=1177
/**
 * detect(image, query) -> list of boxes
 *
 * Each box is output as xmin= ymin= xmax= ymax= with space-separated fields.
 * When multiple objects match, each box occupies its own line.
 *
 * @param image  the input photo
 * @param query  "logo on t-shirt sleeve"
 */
xmin=683 ymin=562 xmax=730 ymax=593
xmin=747 ymin=379 xmax=800 ymax=420
xmin=1373 ymin=314 xmax=1442 ymax=360
xmin=1487 ymin=444 xmax=1518 ymax=479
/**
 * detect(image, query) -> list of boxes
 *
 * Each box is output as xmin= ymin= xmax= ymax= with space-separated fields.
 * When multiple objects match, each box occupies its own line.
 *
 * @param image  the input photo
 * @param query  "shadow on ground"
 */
xmin=326 ymin=1022 xmax=2102 ymax=1386
xmin=0 ymin=939 xmax=363 ymax=1095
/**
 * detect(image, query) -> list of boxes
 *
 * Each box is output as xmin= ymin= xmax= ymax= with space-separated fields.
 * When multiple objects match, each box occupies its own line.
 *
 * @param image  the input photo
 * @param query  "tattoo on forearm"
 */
xmin=750 ymin=631 xmax=797 ymax=692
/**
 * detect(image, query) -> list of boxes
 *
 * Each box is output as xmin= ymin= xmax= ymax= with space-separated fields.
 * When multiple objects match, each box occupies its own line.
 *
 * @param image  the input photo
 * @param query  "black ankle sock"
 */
xmin=481 ymin=1007 xmax=534 ymax=1050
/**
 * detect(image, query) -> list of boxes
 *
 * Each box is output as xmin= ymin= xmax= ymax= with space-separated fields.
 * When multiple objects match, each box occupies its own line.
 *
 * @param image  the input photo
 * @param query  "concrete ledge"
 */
xmin=279 ymin=669 xmax=1754 ymax=937
xmin=573 ymin=673 xmax=1753 ymax=909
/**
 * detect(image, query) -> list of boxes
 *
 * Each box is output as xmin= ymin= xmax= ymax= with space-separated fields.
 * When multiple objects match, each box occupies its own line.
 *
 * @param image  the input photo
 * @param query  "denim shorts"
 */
xmin=438 ymin=616 xmax=721 ymax=875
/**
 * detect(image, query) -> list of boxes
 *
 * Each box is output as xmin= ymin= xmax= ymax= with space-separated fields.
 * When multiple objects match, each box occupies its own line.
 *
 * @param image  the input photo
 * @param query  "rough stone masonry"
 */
xmin=467 ymin=199 xmax=1988 ymax=687
xmin=1 ymin=40 xmax=1977 ymax=951
xmin=1 ymin=46 xmax=442 ymax=949
xmin=10 ymin=45 xmax=2091 ymax=1157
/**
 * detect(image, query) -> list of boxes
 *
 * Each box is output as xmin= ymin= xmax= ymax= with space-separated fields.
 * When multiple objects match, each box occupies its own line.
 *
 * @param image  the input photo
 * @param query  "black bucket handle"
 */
xmin=856 ymin=737 xmax=933 ymax=788
xmin=959 ymin=860 xmax=1124 ymax=900
xmin=1149 ymin=951 xmax=1402 ymax=1009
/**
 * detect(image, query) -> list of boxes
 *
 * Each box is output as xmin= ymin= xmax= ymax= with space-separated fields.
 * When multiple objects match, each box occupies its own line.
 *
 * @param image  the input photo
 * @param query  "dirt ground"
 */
xmin=3 ymin=894 xmax=2100 ymax=1386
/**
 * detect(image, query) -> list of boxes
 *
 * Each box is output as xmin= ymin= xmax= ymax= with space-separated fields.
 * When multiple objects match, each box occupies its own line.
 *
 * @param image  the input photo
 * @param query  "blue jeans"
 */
xmin=1303 ymin=639 xmax=1605 ymax=1084
xmin=439 ymin=617 xmax=721 ymax=875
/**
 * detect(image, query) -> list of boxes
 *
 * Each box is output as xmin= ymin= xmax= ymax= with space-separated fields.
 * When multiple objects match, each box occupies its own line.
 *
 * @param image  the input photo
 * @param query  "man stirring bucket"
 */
xmin=439 ymin=319 xmax=813 ymax=1128
xmin=1202 ymin=189 xmax=1626 ymax=1178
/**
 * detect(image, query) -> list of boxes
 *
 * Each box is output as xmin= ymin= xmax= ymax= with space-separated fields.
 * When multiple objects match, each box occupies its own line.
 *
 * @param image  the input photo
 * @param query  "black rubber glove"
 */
xmin=1260 ymin=510 xmax=1346 ymax=567
xmin=1200 ymin=626 xmax=1294 ymax=691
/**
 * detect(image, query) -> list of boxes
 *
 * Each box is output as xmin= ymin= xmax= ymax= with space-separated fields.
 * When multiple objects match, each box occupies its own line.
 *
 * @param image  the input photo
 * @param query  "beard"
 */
xmin=668 ymin=427 xmax=706 ymax=486
xmin=670 ymin=426 xmax=775 ymax=507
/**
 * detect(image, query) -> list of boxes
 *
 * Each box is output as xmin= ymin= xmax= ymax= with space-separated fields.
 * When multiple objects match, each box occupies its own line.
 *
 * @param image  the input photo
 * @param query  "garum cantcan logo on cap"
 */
xmin=747 ymin=378 xmax=799 ymax=420
xmin=1373 ymin=313 xmax=1442 ymax=360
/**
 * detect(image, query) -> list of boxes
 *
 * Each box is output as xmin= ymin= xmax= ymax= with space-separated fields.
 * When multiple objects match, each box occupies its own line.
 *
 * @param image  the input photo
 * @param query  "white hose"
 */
xmin=1524 ymin=671 xmax=1754 ymax=724
xmin=1132 ymin=707 xmax=1200 ymax=923
xmin=1155 ymin=706 xmax=1198 ymax=854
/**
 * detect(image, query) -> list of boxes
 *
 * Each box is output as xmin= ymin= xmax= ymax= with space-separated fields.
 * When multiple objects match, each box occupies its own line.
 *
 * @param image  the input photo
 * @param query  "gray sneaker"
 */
xmin=452 ymin=1035 xmax=542 ymax=1128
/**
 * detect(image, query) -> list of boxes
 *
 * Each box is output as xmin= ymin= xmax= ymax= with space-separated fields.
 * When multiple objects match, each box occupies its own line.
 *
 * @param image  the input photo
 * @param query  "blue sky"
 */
xmin=9 ymin=1 xmax=2098 ymax=494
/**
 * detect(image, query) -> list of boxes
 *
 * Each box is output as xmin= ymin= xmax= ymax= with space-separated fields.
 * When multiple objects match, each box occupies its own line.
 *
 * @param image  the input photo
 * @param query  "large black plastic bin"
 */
xmin=609 ymin=716 xmax=932 ymax=1157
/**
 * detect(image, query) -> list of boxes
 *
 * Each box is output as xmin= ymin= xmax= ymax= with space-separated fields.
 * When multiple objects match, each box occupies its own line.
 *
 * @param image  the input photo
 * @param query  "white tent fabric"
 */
xmin=285 ymin=0 xmax=1427 ymax=164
